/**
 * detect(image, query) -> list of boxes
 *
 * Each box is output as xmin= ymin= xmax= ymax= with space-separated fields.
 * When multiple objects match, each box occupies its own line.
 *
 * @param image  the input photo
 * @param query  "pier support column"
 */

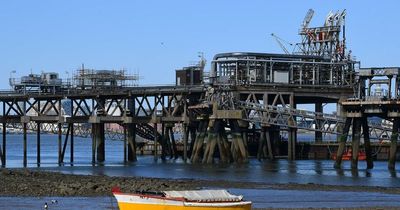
xmin=23 ymin=123 xmax=27 ymax=167
xmin=58 ymin=123 xmax=62 ymax=165
xmin=362 ymin=118 xmax=373 ymax=169
xmin=153 ymin=123 xmax=158 ymax=161
xmin=2 ymin=123 xmax=6 ymax=167
xmin=334 ymin=117 xmax=352 ymax=169
xmin=94 ymin=123 xmax=105 ymax=162
xmin=70 ymin=123 xmax=74 ymax=164
xmin=266 ymin=128 xmax=274 ymax=160
xmin=191 ymin=121 xmax=207 ymax=163
xmin=288 ymin=128 xmax=297 ymax=160
xmin=183 ymin=123 xmax=188 ymax=162
xmin=230 ymin=120 xmax=248 ymax=163
xmin=388 ymin=118 xmax=400 ymax=170
xmin=91 ymin=124 xmax=96 ymax=164
xmin=188 ymin=126 xmax=197 ymax=158
xmin=37 ymin=123 xmax=41 ymax=165
xmin=315 ymin=102 xmax=323 ymax=143
xmin=351 ymin=118 xmax=362 ymax=169
xmin=220 ymin=126 xmax=232 ymax=163
xmin=288 ymin=95 xmax=297 ymax=160
xmin=127 ymin=123 xmax=137 ymax=162
xmin=257 ymin=127 xmax=267 ymax=160
xmin=169 ymin=126 xmax=178 ymax=159
xmin=202 ymin=121 xmax=218 ymax=164
xmin=160 ymin=123 xmax=166 ymax=160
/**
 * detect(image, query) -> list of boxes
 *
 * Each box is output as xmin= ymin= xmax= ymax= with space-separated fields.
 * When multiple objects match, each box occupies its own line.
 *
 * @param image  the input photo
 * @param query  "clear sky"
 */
xmin=0 ymin=0 xmax=399 ymax=88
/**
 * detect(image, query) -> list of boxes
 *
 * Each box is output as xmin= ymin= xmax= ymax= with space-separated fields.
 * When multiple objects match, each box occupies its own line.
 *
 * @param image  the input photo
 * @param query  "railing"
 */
xmin=237 ymin=101 xmax=392 ymax=140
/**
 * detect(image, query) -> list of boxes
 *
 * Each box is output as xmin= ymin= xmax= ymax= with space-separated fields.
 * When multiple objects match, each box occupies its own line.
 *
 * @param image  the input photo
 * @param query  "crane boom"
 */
xmin=271 ymin=33 xmax=290 ymax=54
xmin=302 ymin=9 xmax=314 ymax=29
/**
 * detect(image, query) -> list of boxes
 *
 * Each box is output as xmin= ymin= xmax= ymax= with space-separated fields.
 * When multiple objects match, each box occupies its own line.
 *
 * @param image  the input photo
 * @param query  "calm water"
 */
xmin=1 ymin=134 xmax=400 ymax=209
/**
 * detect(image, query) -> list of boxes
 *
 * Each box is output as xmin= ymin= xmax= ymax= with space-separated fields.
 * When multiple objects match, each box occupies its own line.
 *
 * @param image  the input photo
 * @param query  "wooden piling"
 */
xmin=23 ymin=123 xmax=27 ymax=167
xmin=220 ymin=127 xmax=232 ymax=162
xmin=91 ymin=123 xmax=96 ymax=164
xmin=388 ymin=118 xmax=400 ymax=170
xmin=70 ymin=123 xmax=74 ymax=163
xmin=37 ymin=123 xmax=40 ymax=165
xmin=189 ymin=126 xmax=197 ymax=158
xmin=161 ymin=123 xmax=167 ymax=160
xmin=191 ymin=121 xmax=206 ymax=163
xmin=257 ymin=128 xmax=266 ymax=160
xmin=204 ymin=132 xmax=217 ymax=164
xmin=95 ymin=123 xmax=105 ymax=162
xmin=123 ymin=126 xmax=127 ymax=163
xmin=169 ymin=127 xmax=178 ymax=159
xmin=351 ymin=118 xmax=361 ymax=169
xmin=58 ymin=123 xmax=62 ymax=165
xmin=315 ymin=102 xmax=323 ymax=143
xmin=288 ymin=128 xmax=297 ymax=160
xmin=153 ymin=123 xmax=158 ymax=161
xmin=361 ymin=118 xmax=373 ymax=169
xmin=165 ymin=126 xmax=172 ymax=158
xmin=2 ymin=123 xmax=6 ymax=166
xmin=334 ymin=117 xmax=352 ymax=169
xmin=183 ymin=123 xmax=188 ymax=162
xmin=127 ymin=123 xmax=137 ymax=162
xmin=61 ymin=124 xmax=70 ymax=163
xmin=266 ymin=128 xmax=274 ymax=160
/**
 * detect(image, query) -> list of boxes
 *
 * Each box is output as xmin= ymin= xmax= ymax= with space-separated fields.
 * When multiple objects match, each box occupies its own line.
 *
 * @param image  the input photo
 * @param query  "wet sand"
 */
xmin=1 ymin=168 xmax=400 ymax=210
xmin=1 ymin=168 xmax=400 ymax=197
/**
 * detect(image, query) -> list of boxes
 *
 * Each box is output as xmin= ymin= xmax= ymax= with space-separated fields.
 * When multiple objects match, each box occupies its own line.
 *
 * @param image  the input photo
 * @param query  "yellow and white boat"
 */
xmin=112 ymin=188 xmax=252 ymax=210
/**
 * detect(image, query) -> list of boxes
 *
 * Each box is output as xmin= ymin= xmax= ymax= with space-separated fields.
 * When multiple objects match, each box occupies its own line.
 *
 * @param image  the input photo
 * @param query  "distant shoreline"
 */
xmin=0 ymin=169 xmax=399 ymax=197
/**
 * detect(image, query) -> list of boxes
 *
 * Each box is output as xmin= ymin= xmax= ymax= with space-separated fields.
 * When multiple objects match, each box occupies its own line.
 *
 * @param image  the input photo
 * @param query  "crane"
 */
xmin=302 ymin=9 xmax=314 ymax=29
xmin=271 ymin=33 xmax=293 ymax=55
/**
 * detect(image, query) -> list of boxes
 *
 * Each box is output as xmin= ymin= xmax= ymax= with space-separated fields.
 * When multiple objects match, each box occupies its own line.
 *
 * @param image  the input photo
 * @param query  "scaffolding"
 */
xmin=73 ymin=68 xmax=139 ymax=90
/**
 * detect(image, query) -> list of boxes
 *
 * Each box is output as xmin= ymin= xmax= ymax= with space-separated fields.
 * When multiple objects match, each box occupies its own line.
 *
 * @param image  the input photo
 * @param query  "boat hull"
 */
xmin=117 ymin=203 xmax=252 ymax=210
xmin=114 ymin=193 xmax=251 ymax=210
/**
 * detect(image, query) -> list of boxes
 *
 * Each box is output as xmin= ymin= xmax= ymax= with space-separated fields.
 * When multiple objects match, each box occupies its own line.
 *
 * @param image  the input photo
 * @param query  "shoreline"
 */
xmin=1 ymin=169 xmax=400 ymax=197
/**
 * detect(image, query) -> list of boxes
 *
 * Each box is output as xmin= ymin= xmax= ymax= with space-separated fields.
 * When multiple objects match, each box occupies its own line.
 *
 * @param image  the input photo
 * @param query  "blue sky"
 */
xmin=0 ymin=0 xmax=399 ymax=88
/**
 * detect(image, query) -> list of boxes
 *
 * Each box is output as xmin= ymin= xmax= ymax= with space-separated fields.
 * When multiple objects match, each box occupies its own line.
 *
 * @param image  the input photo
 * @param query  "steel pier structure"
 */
xmin=335 ymin=67 xmax=400 ymax=170
xmin=0 ymin=10 xmax=398 ymax=169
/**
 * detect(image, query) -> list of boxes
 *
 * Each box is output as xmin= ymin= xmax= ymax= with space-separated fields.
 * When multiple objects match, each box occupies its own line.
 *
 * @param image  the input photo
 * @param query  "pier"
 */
xmin=0 ymin=9 xmax=398 ymax=170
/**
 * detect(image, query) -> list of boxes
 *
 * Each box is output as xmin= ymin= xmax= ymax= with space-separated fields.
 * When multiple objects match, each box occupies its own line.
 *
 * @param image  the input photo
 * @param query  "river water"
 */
xmin=1 ymin=134 xmax=400 ymax=209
